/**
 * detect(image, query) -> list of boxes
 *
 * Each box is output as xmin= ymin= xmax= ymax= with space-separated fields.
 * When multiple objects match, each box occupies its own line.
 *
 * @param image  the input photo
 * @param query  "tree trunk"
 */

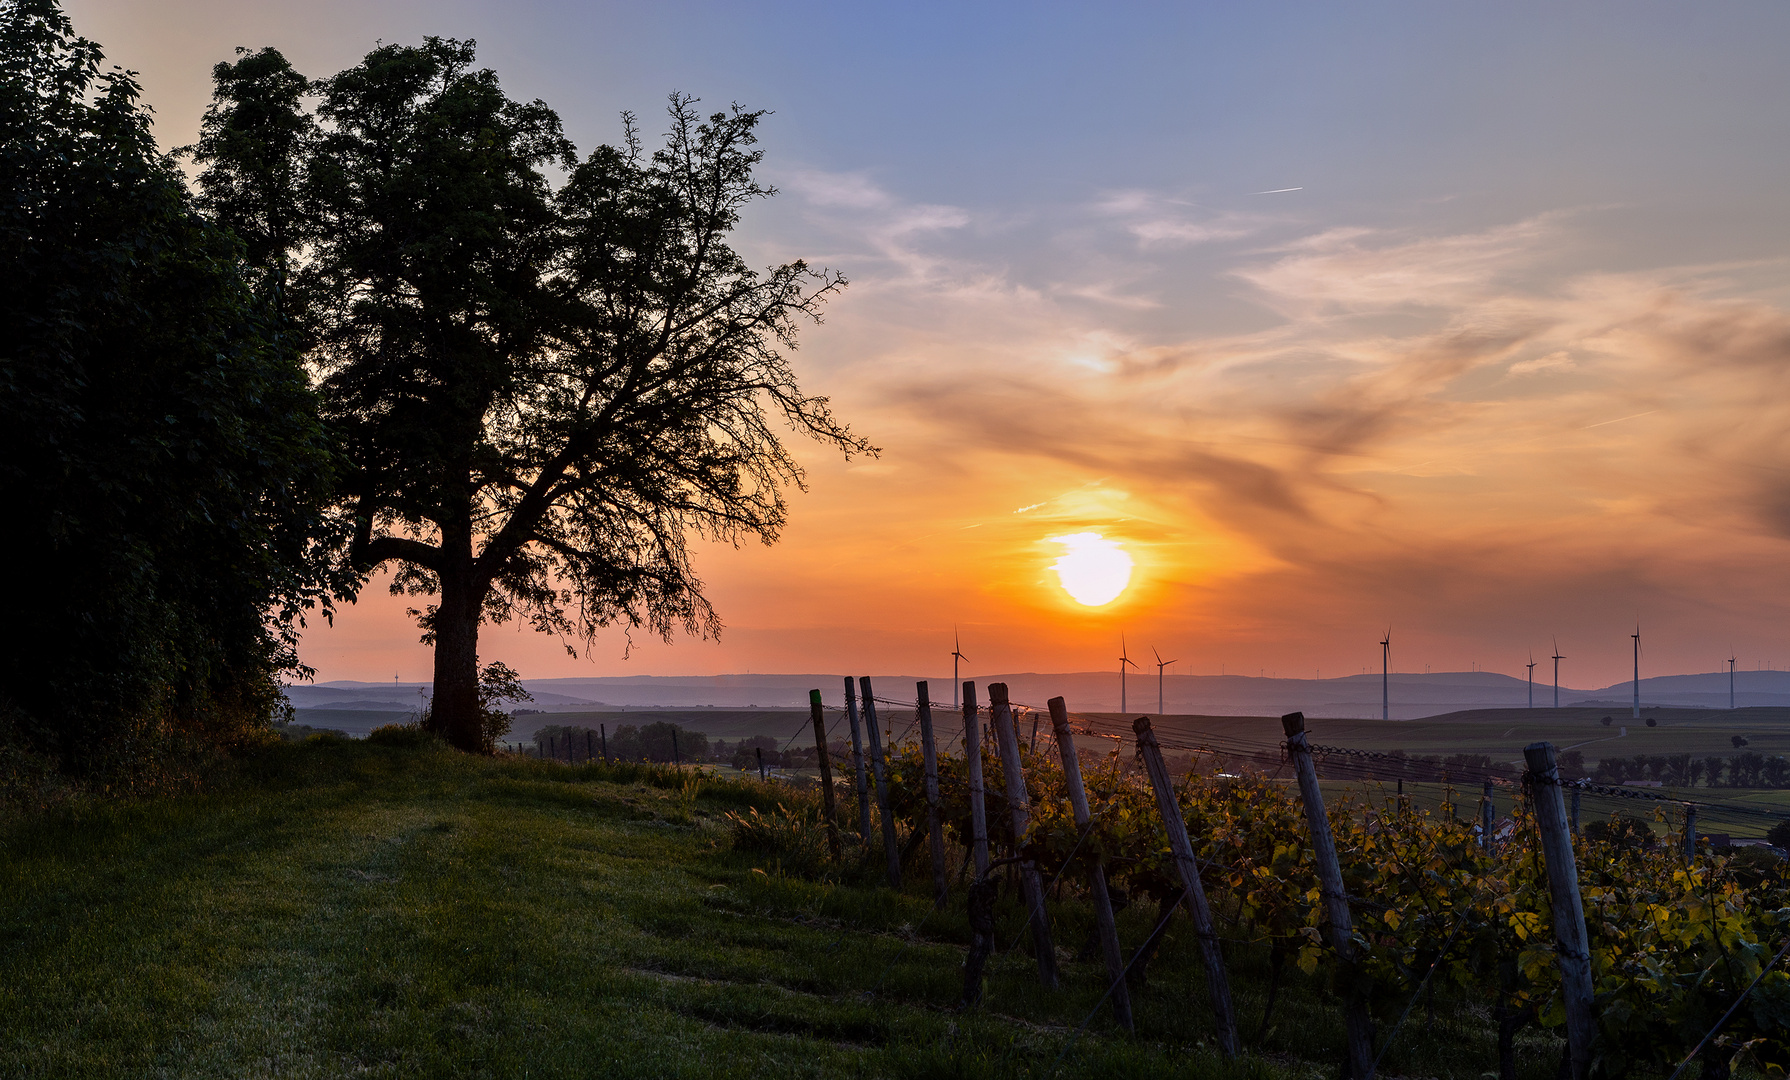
xmin=1496 ymin=1002 xmax=1531 ymax=1080
xmin=431 ymin=526 xmax=483 ymax=753
xmin=960 ymin=874 xmax=999 ymax=1006
xmin=1261 ymin=939 xmax=1289 ymax=1037
xmin=1700 ymin=1039 xmax=1732 ymax=1080
xmin=1127 ymin=893 xmax=1180 ymax=989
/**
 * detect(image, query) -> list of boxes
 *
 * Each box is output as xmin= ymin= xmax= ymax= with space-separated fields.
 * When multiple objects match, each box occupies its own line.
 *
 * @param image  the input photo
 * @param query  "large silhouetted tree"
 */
xmin=191 ymin=40 xmax=871 ymax=752
xmin=0 ymin=0 xmax=336 ymax=771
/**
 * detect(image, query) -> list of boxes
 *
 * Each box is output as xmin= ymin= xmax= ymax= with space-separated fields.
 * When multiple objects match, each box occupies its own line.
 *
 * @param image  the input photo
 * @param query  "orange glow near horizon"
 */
xmin=54 ymin=0 xmax=1790 ymax=691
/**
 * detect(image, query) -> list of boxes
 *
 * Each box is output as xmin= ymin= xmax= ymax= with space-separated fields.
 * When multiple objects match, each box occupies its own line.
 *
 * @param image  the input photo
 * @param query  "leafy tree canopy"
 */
xmin=190 ymin=38 xmax=873 ymax=752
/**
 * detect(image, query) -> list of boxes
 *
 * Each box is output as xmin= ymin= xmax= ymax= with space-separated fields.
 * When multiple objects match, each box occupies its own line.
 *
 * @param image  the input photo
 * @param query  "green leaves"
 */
xmin=881 ymin=733 xmax=1790 ymax=1073
xmin=1 ymin=0 xmax=338 ymax=773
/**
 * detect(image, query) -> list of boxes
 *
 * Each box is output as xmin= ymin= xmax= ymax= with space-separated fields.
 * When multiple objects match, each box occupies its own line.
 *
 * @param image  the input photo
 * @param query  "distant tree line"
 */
xmin=525 ymin=723 xmax=859 ymax=771
xmin=532 ymin=722 xmax=710 ymax=764
xmin=711 ymin=737 xmax=856 ymax=771
xmin=1591 ymin=752 xmax=1790 ymax=789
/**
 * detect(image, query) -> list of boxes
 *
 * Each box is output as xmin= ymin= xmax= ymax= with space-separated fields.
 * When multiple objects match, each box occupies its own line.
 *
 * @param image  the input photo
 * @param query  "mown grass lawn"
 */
xmin=0 ymin=738 xmax=1562 ymax=1079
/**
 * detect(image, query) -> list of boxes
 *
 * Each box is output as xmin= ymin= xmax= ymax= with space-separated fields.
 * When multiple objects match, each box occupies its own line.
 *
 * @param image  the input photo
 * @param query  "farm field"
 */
xmin=1106 ymin=706 xmax=1790 ymax=763
xmin=298 ymin=702 xmax=1790 ymax=769
xmin=511 ymin=702 xmax=1790 ymax=839
xmin=3 ymin=737 xmax=1629 ymax=1080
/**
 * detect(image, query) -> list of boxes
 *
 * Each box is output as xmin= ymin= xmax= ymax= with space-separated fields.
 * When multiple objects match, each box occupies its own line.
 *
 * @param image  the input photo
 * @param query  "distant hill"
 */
xmin=283 ymin=668 xmax=1790 ymax=721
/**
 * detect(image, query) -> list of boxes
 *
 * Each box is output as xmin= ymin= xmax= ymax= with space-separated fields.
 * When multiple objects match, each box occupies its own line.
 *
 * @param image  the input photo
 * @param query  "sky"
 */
xmin=67 ymin=0 xmax=1790 ymax=688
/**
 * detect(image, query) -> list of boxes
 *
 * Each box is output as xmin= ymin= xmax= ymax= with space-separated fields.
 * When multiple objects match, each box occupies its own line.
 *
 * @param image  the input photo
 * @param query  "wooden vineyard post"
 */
xmin=844 ymin=676 xmax=873 ymax=840
xmin=1522 ymin=742 xmax=1595 ymax=1080
xmin=585 ymin=730 xmax=593 ymax=763
xmin=1134 ymin=715 xmax=1238 ymax=1057
xmin=861 ymin=677 xmax=903 ymax=888
xmin=1684 ymin=803 xmax=1697 ymax=861
xmin=1570 ymin=788 xmax=1580 ymax=835
xmin=963 ymin=682 xmax=990 ymax=876
xmin=810 ymin=689 xmax=842 ymax=859
xmin=1280 ymin=712 xmax=1373 ymax=1077
xmin=1049 ymin=697 xmax=1133 ymax=1031
xmin=600 ymin=723 xmax=608 ymax=762
xmin=917 ymin=681 xmax=949 ymax=907
xmin=989 ymin=683 xmax=1058 ymax=989
xmin=1482 ymin=779 xmax=1495 ymax=852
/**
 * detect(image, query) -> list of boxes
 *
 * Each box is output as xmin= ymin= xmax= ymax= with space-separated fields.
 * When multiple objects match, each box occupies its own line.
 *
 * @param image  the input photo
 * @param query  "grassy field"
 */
xmin=1 ymin=737 xmax=1604 ymax=1080
xmin=1106 ymin=706 xmax=1790 ymax=762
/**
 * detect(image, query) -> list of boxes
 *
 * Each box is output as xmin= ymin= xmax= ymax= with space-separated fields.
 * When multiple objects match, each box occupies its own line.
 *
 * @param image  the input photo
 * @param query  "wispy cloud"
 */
xmin=709 ymin=169 xmax=1790 ymax=684
xmin=1093 ymin=188 xmax=1265 ymax=249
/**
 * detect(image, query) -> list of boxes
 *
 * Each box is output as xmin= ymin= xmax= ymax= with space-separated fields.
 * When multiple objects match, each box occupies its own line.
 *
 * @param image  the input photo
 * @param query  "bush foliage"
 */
xmin=0 ymin=0 xmax=336 ymax=795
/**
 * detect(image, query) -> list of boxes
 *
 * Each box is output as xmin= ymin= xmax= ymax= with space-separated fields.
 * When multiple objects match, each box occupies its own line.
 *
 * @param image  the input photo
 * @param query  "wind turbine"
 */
xmin=1380 ymin=630 xmax=1391 ymax=721
xmin=1526 ymin=652 xmax=1536 ymax=709
xmin=1730 ymin=653 xmax=1738 ymax=710
xmin=1552 ymin=638 xmax=1564 ymax=709
xmin=1631 ymin=624 xmax=1642 ymax=720
xmin=1153 ymin=647 xmax=1176 ymax=715
xmin=1120 ymin=637 xmax=1139 ymax=714
xmin=951 ymin=630 xmax=969 ymax=710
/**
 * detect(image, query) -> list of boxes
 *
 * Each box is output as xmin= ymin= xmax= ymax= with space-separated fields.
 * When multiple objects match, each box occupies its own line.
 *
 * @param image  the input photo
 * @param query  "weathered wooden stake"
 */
xmin=1522 ymin=742 xmax=1595 ymax=1080
xmin=809 ymin=689 xmax=842 ymax=859
xmin=586 ymin=730 xmax=593 ymax=763
xmin=756 ymin=746 xmax=766 ymax=781
xmin=844 ymin=676 xmax=872 ymax=840
xmin=1135 ymin=715 xmax=1238 ymax=1057
xmin=1281 ymin=712 xmax=1372 ymax=1077
xmin=600 ymin=723 xmax=608 ymax=762
xmin=1570 ymin=788 xmax=1580 ymax=835
xmin=672 ymin=729 xmax=681 ymax=767
xmin=1049 ymin=697 xmax=1132 ymax=1031
xmin=989 ymin=682 xmax=1058 ymax=989
xmin=1482 ymin=778 xmax=1496 ymax=851
xmin=1684 ymin=803 xmax=1697 ymax=861
xmin=917 ymin=681 xmax=949 ymax=907
xmin=861 ymin=677 xmax=902 ymax=888
xmin=963 ymin=681 xmax=990 ymax=876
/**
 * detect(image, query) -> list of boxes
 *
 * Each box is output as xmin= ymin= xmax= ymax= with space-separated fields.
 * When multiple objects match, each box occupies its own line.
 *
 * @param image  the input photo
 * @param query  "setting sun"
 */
xmin=1048 ymin=532 xmax=1134 ymax=606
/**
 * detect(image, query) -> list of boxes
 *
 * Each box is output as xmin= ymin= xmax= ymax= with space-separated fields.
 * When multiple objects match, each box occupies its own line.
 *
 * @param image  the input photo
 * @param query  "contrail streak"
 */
xmin=1252 ymin=187 xmax=1304 ymax=194
xmin=1581 ymin=410 xmax=1657 ymax=430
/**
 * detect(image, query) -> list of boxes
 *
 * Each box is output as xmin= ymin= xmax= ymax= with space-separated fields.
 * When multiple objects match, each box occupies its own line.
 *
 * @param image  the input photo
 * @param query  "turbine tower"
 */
xmin=1730 ymin=653 xmax=1737 ymax=710
xmin=1380 ymin=630 xmax=1391 ymax=721
xmin=951 ymin=630 xmax=969 ymax=710
xmin=1631 ymin=624 xmax=1641 ymax=720
xmin=1526 ymin=652 xmax=1536 ymax=709
xmin=1153 ymin=647 xmax=1176 ymax=715
xmin=1120 ymin=636 xmax=1139 ymax=714
xmin=1552 ymin=638 xmax=1564 ymax=709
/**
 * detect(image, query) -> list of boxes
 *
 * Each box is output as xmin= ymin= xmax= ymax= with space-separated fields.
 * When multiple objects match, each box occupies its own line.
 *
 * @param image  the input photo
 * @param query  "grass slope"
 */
xmin=2 ymin=740 xmax=1581 ymax=1079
